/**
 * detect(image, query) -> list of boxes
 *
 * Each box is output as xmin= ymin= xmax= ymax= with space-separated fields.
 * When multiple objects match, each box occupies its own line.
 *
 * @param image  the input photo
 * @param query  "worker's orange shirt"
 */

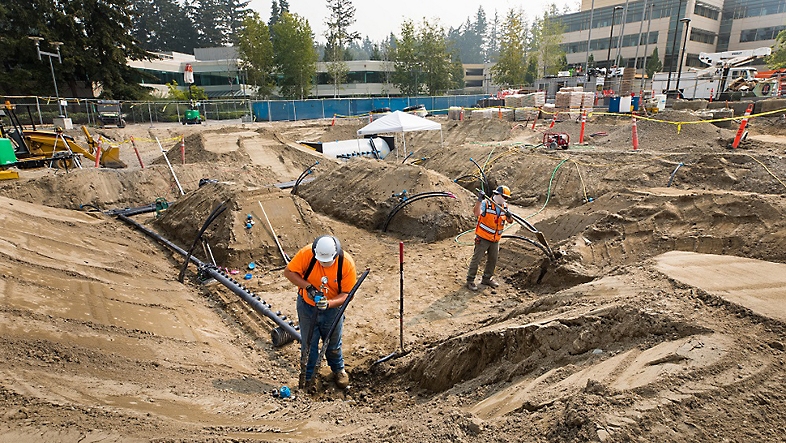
xmin=287 ymin=245 xmax=357 ymax=306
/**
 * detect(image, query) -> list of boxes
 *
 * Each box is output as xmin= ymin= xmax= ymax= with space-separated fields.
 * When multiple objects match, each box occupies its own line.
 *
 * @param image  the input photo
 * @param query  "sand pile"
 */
xmin=296 ymin=158 xmax=476 ymax=241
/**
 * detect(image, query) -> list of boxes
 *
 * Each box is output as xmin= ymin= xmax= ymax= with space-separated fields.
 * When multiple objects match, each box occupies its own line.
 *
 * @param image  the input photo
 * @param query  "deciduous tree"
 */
xmin=767 ymin=30 xmax=786 ymax=69
xmin=237 ymin=12 xmax=275 ymax=97
xmin=271 ymin=12 xmax=317 ymax=99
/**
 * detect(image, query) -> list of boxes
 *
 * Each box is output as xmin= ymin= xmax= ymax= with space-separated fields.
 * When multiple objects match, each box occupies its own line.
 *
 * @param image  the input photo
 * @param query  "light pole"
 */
xmin=665 ymin=0 xmax=686 ymax=94
xmin=674 ymin=18 xmax=691 ymax=97
xmin=584 ymin=0 xmax=595 ymax=81
xmin=29 ymin=36 xmax=66 ymax=118
xmin=641 ymin=2 xmax=654 ymax=92
xmin=605 ymin=6 xmax=624 ymax=84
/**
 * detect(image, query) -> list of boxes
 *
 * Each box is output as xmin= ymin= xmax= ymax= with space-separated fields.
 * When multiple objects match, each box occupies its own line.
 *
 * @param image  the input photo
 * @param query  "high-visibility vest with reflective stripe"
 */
xmin=475 ymin=201 xmax=506 ymax=242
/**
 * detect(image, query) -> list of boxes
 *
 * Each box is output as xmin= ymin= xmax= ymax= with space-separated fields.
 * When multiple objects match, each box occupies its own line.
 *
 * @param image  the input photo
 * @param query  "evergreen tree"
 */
xmin=645 ymin=47 xmax=662 ymax=79
xmin=237 ymin=12 xmax=275 ymax=97
xmin=324 ymin=0 xmax=361 ymax=97
xmin=491 ymin=9 xmax=528 ymax=88
xmin=131 ymin=0 xmax=199 ymax=53
xmin=271 ymin=12 xmax=317 ymax=99
xmin=0 ymin=0 xmax=151 ymax=99
xmin=524 ymin=56 xmax=538 ymax=85
xmin=225 ymin=0 xmax=251 ymax=44
xmin=194 ymin=0 xmax=228 ymax=46
xmin=486 ymin=11 xmax=500 ymax=62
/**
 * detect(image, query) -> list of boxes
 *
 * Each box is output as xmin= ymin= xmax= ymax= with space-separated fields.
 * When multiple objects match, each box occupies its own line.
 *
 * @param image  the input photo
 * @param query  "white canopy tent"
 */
xmin=356 ymin=111 xmax=443 ymax=159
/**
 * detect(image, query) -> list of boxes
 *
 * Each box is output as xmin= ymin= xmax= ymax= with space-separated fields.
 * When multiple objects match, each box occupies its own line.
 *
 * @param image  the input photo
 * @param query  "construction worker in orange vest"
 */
xmin=467 ymin=185 xmax=511 ymax=291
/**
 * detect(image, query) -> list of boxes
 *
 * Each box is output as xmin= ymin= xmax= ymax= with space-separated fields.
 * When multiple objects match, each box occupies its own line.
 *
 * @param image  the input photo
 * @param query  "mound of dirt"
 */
xmin=296 ymin=158 xmax=476 ymax=241
xmin=154 ymin=182 xmax=329 ymax=268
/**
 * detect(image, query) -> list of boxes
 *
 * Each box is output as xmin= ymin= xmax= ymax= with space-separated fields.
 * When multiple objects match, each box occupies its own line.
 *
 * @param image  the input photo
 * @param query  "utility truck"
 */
xmin=652 ymin=47 xmax=778 ymax=100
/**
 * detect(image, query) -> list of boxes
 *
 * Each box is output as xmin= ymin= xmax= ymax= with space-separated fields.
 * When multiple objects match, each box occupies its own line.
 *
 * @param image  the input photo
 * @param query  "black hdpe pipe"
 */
xmin=478 ymin=192 xmax=560 ymax=262
xmin=382 ymin=191 xmax=457 ymax=232
xmin=469 ymin=157 xmax=491 ymax=194
xmin=305 ymin=268 xmax=370 ymax=384
xmin=501 ymin=234 xmax=553 ymax=259
xmin=667 ymin=162 xmax=684 ymax=187
xmin=292 ymin=161 xmax=319 ymax=195
xmin=506 ymin=211 xmax=560 ymax=262
xmin=178 ymin=201 xmax=227 ymax=283
xmin=116 ymin=214 xmax=301 ymax=346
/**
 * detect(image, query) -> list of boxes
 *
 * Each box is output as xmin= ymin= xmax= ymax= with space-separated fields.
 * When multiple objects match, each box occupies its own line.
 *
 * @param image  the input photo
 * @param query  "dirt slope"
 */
xmin=1 ymin=111 xmax=785 ymax=442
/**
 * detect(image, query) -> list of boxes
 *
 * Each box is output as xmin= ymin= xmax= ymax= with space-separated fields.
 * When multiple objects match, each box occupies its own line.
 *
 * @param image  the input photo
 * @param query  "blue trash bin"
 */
xmin=609 ymin=97 xmax=621 ymax=113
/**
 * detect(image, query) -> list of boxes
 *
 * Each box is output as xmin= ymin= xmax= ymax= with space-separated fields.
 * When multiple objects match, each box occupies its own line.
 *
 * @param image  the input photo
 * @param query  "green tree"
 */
xmin=531 ymin=4 xmax=565 ymax=77
xmin=486 ymin=11 xmax=500 ymax=62
xmin=237 ymin=12 xmax=275 ymax=97
xmin=419 ymin=20 xmax=457 ymax=95
xmin=131 ymin=0 xmax=199 ymax=53
xmin=391 ymin=20 xmax=458 ymax=96
xmin=165 ymin=80 xmax=208 ymax=100
xmin=524 ymin=55 xmax=538 ymax=85
xmin=645 ymin=47 xmax=662 ymax=79
xmin=324 ymin=0 xmax=360 ymax=97
xmin=271 ymin=12 xmax=317 ymax=99
xmin=193 ymin=0 xmax=228 ymax=46
xmin=391 ymin=21 xmax=420 ymax=96
xmin=0 ymin=0 xmax=152 ymax=99
xmin=767 ymin=30 xmax=786 ymax=69
xmin=492 ymin=9 xmax=528 ymax=88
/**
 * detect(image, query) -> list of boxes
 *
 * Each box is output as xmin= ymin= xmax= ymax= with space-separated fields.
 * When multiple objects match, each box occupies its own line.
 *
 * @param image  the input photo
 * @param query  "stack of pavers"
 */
xmin=556 ymin=86 xmax=593 ymax=120
xmin=507 ymin=92 xmax=545 ymax=121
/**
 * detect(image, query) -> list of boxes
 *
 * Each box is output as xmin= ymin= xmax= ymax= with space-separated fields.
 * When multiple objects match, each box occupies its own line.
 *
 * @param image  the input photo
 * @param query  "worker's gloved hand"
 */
xmin=505 ymin=210 xmax=512 ymax=219
xmin=314 ymin=295 xmax=329 ymax=310
xmin=306 ymin=285 xmax=319 ymax=300
xmin=477 ymin=191 xmax=486 ymax=202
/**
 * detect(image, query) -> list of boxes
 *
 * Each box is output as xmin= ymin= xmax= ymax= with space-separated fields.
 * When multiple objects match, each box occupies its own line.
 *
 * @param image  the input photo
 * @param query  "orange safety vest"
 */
xmin=475 ymin=201 xmax=507 ymax=242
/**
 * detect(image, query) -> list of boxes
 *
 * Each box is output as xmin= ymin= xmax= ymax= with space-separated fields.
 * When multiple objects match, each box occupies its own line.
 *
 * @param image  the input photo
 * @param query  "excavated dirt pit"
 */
xmin=1 ymin=109 xmax=786 ymax=442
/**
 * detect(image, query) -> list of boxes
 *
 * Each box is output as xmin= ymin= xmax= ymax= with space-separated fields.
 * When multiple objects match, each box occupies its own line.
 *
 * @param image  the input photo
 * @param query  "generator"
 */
xmin=543 ymin=132 xmax=570 ymax=150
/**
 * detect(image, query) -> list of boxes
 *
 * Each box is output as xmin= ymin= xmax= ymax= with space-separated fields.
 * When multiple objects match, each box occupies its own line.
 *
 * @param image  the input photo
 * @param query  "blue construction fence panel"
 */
xmin=252 ymin=94 xmax=489 ymax=122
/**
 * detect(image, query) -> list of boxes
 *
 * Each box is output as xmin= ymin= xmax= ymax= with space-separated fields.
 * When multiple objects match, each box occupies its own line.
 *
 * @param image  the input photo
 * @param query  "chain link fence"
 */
xmin=0 ymin=96 xmax=253 ymax=127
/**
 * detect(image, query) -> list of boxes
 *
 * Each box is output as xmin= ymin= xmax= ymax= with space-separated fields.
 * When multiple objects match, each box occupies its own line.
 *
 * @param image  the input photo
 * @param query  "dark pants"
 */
xmin=296 ymin=295 xmax=344 ymax=380
xmin=467 ymin=236 xmax=500 ymax=282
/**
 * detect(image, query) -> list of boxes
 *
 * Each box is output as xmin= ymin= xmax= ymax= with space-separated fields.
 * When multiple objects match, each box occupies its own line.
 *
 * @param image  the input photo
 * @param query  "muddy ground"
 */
xmin=1 ymin=107 xmax=786 ymax=442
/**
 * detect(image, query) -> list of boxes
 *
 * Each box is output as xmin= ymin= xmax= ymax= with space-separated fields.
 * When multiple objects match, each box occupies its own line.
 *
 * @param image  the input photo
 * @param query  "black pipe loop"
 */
xmin=382 ymin=192 xmax=457 ymax=232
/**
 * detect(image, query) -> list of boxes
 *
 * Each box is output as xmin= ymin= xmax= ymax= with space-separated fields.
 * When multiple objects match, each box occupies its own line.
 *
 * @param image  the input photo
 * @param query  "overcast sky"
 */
xmin=247 ymin=0 xmax=581 ymax=43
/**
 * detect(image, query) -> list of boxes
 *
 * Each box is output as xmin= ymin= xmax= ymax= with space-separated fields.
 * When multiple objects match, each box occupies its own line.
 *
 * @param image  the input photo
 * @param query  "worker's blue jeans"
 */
xmin=297 ymin=295 xmax=344 ymax=380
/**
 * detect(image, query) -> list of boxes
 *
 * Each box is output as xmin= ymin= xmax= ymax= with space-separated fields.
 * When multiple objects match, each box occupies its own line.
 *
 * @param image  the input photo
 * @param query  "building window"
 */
xmin=690 ymin=28 xmax=717 ymax=44
xmin=739 ymin=25 xmax=786 ymax=42
xmin=732 ymin=0 xmax=786 ymax=19
xmin=694 ymin=2 xmax=720 ymax=20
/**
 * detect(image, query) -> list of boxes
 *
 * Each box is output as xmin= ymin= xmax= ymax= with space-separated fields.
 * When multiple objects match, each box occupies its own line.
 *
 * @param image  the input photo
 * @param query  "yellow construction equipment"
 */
xmin=0 ymin=101 xmax=126 ymax=169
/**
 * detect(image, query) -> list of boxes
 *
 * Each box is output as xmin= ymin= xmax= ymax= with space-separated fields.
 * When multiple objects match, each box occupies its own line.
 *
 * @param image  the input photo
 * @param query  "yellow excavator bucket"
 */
xmin=23 ymin=126 xmax=126 ymax=169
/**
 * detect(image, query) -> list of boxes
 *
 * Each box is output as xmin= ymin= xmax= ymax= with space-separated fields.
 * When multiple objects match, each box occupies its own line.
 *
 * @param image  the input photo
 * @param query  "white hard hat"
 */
xmin=314 ymin=236 xmax=338 ymax=262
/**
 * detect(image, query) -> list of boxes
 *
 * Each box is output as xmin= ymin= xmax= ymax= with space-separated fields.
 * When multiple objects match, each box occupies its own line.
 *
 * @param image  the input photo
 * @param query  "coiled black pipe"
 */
xmin=116 ymin=214 xmax=301 ymax=346
xmin=667 ymin=162 xmax=684 ymax=187
xmin=382 ymin=191 xmax=457 ymax=232
xmin=292 ymin=161 xmax=319 ymax=195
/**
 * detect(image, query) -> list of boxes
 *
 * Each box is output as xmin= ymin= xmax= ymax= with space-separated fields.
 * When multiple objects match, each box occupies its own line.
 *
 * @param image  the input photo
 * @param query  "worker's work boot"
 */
xmin=334 ymin=370 xmax=349 ymax=389
xmin=481 ymin=278 xmax=500 ymax=288
xmin=466 ymin=281 xmax=479 ymax=291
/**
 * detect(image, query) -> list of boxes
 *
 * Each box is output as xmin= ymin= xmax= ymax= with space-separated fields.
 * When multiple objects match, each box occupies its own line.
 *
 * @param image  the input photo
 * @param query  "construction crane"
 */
xmin=652 ymin=47 xmax=776 ymax=100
